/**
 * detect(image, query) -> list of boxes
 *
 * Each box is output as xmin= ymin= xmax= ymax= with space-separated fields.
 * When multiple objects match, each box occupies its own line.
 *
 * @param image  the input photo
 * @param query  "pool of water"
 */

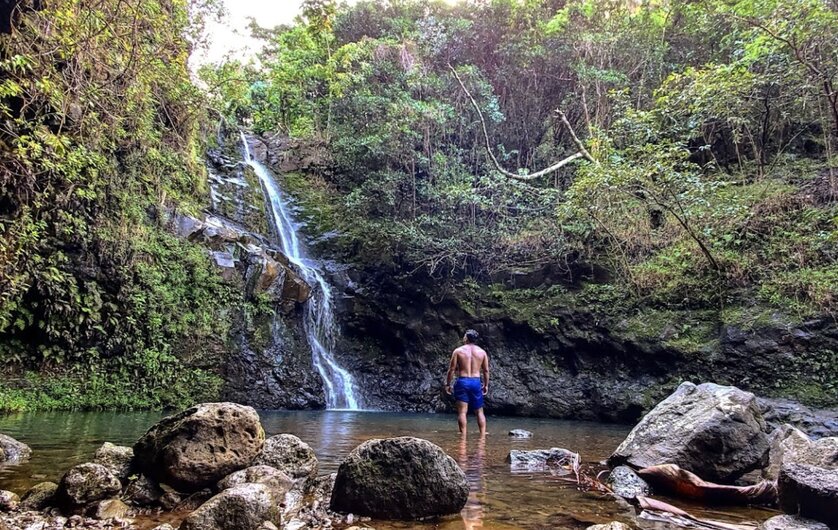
xmin=0 ymin=410 xmax=777 ymax=529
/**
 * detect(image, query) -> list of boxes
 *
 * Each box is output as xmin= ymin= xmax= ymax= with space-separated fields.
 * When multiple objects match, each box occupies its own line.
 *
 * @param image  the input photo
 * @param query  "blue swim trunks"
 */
xmin=453 ymin=377 xmax=484 ymax=409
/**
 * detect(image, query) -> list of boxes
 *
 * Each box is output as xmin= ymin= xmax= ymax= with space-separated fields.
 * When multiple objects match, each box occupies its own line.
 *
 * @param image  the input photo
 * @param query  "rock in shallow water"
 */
xmin=93 ymin=442 xmax=134 ymax=482
xmin=330 ymin=437 xmax=468 ymax=520
xmin=0 ymin=433 xmax=31 ymax=464
xmin=252 ymin=434 xmax=318 ymax=482
xmin=507 ymin=448 xmax=577 ymax=472
xmin=508 ymin=429 xmax=533 ymax=438
xmin=608 ymin=382 xmax=770 ymax=483
xmin=759 ymin=514 xmax=830 ymax=530
xmin=20 ymin=481 xmax=58 ymax=511
xmin=133 ymin=402 xmax=265 ymax=491
xmin=180 ymin=483 xmax=282 ymax=530
xmin=606 ymin=466 xmax=650 ymax=499
xmin=778 ymin=462 xmax=838 ymax=528
xmin=57 ymin=463 xmax=121 ymax=508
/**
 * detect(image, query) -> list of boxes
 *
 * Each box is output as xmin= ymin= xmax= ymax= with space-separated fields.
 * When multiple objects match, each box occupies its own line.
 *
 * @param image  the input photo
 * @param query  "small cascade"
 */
xmin=240 ymin=132 xmax=360 ymax=410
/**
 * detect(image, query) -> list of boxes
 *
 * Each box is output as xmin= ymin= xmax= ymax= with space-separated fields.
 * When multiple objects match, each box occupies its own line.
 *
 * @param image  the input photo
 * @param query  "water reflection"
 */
xmin=459 ymin=433 xmax=487 ymax=529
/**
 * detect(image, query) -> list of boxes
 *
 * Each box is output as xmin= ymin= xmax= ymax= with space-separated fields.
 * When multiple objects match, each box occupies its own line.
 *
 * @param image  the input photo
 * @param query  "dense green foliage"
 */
xmin=205 ymin=0 xmax=837 ymax=319
xmin=0 ymin=0 xmax=228 ymax=410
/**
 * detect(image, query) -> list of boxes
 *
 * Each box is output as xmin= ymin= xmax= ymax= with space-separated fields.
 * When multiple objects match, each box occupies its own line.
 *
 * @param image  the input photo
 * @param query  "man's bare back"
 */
xmin=445 ymin=329 xmax=489 ymax=435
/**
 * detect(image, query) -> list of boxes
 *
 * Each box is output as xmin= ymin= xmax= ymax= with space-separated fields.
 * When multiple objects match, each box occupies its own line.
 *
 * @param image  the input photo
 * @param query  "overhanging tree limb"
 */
xmin=448 ymin=63 xmax=597 ymax=183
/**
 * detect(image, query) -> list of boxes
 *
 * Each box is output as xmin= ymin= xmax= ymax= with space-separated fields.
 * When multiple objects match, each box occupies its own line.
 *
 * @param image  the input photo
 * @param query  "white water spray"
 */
xmin=241 ymin=133 xmax=360 ymax=410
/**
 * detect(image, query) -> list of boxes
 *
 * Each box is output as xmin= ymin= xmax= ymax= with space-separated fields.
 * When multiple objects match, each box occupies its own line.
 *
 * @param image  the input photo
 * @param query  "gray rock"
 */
xmin=759 ymin=515 xmax=830 ymax=530
xmin=607 ymin=466 xmax=650 ymax=499
xmin=608 ymin=382 xmax=770 ymax=483
xmin=509 ymin=429 xmax=533 ymax=438
xmin=0 ymin=434 xmax=31 ymax=464
xmin=152 ymin=525 xmax=176 ymax=530
xmin=86 ymin=498 xmax=129 ymax=520
xmin=330 ymin=437 xmax=468 ymax=520
xmin=507 ymin=448 xmax=578 ymax=472
xmin=760 ymin=398 xmax=838 ymax=439
xmin=93 ymin=442 xmax=134 ymax=482
xmin=586 ymin=523 xmax=631 ymax=530
xmin=217 ymin=465 xmax=293 ymax=498
xmin=252 ymin=435 xmax=317 ymax=482
xmin=19 ymin=481 xmax=58 ymax=511
xmin=778 ymin=462 xmax=838 ymax=528
xmin=764 ymin=426 xmax=838 ymax=481
xmin=56 ymin=463 xmax=121 ymax=508
xmin=133 ymin=402 xmax=265 ymax=491
xmin=180 ymin=483 xmax=281 ymax=530
xmin=0 ymin=490 xmax=19 ymax=512
xmin=123 ymin=474 xmax=163 ymax=507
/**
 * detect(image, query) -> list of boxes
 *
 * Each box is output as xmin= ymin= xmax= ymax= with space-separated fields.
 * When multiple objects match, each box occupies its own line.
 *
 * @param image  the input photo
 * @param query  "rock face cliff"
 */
xmin=215 ymin=131 xmax=838 ymax=422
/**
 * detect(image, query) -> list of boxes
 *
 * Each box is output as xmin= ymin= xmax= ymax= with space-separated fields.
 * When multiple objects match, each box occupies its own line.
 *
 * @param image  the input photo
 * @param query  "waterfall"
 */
xmin=240 ymin=133 xmax=360 ymax=410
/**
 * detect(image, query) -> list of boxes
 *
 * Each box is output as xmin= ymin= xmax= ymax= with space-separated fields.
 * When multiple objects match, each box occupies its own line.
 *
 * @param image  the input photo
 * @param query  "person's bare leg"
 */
xmin=457 ymin=401 xmax=469 ymax=434
xmin=476 ymin=408 xmax=486 ymax=435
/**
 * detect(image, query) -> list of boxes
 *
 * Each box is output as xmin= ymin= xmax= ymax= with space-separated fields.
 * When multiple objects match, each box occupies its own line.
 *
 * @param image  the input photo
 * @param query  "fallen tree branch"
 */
xmin=448 ymin=63 xmax=596 ymax=183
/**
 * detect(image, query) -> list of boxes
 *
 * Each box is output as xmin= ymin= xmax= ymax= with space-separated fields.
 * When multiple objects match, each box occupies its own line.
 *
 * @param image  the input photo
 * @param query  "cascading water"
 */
xmin=241 ymin=132 xmax=360 ymax=410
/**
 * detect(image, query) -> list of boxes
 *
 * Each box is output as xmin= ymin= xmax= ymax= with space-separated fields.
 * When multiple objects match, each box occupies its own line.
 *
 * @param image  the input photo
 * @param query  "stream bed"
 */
xmin=0 ymin=411 xmax=778 ymax=529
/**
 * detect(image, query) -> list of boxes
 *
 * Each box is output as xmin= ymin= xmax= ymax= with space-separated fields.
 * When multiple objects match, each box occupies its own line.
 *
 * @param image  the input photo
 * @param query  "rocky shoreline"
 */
xmin=1 ymin=382 xmax=837 ymax=529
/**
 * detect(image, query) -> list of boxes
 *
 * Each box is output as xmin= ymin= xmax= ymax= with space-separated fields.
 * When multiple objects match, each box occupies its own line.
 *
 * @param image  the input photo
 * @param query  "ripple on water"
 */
xmin=0 ymin=410 xmax=776 ymax=529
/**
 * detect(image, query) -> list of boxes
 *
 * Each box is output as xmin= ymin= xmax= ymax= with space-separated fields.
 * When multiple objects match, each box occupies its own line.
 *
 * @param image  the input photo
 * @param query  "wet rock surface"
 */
xmin=252 ymin=434 xmax=318 ymax=482
xmin=509 ymin=429 xmax=533 ymax=438
xmin=606 ymin=466 xmax=650 ymax=499
xmin=180 ymin=483 xmax=282 ymax=530
xmin=760 ymin=398 xmax=838 ymax=439
xmin=0 ymin=434 xmax=31 ymax=464
xmin=608 ymin=382 xmax=770 ymax=482
xmin=759 ymin=514 xmax=830 ymax=530
xmin=133 ymin=402 xmax=265 ymax=491
xmin=330 ymin=436 xmax=468 ymax=520
xmin=778 ymin=462 xmax=838 ymax=528
xmin=92 ymin=443 xmax=134 ymax=483
xmin=506 ymin=448 xmax=578 ymax=472
xmin=56 ymin=463 xmax=121 ymax=508
xmin=20 ymin=481 xmax=58 ymax=511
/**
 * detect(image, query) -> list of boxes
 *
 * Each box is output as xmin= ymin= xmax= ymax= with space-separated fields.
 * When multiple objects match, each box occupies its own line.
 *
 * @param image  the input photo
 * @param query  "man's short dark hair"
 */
xmin=464 ymin=329 xmax=480 ymax=344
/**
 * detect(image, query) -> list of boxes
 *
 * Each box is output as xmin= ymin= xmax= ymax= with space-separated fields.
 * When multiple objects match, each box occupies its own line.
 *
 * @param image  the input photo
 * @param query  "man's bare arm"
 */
xmin=445 ymin=350 xmax=458 ymax=394
xmin=481 ymin=353 xmax=490 ymax=395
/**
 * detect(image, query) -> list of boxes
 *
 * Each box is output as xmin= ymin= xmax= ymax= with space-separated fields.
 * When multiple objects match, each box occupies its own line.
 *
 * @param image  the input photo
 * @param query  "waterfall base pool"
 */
xmin=0 ymin=411 xmax=778 ymax=529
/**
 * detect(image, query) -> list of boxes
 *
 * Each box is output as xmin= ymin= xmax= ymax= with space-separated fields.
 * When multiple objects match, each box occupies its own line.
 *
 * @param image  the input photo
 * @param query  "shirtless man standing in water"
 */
xmin=445 ymin=329 xmax=490 ymax=435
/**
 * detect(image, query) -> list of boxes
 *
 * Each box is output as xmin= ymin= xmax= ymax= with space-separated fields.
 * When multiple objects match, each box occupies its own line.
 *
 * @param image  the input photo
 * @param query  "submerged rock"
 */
xmin=507 ymin=448 xmax=578 ymax=472
xmin=759 ymin=514 xmax=830 ymax=530
xmin=778 ymin=462 xmax=838 ymax=528
xmin=252 ymin=435 xmax=318 ymax=482
xmin=509 ymin=429 xmax=533 ymax=438
xmin=608 ymin=382 xmax=770 ymax=483
xmin=57 ymin=463 xmax=121 ymax=508
xmin=0 ymin=434 xmax=31 ymax=464
xmin=20 ymin=481 xmax=58 ymax=511
xmin=180 ymin=483 xmax=282 ymax=530
xmin=93 ymin=442 xmax=134 ymax=482
xmin=133 ymin=402 xmax=265 ymax=491
xmin=330 ymin=437 xmax=468 ymax=520
xmin=606 ymin=466 xmax=650 ymax=499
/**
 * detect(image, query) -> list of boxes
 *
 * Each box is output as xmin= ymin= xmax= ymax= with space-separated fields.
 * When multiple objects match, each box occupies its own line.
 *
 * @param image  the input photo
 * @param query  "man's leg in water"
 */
xmin=457 ymin=401 xmax=469 ymax=434
xmin=476 ymin=407 xmax=486 ymax=435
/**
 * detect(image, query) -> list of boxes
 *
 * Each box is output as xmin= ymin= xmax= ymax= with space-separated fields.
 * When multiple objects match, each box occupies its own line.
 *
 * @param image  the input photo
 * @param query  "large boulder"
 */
xmin=179 ymin=483 xmax=281 ymax=530
xmin=759 ymin=515 xmax=830 ymax=530
xmin=56 ymin=463 xmax=121 ymax=508
xmin=608 ymin=382 xmax=770 ymax=483
xmin=252 ymin=435 xmax=317 ymax=482
xmin=330 ymin=437 xmax=468 ymax=520
xmin=778 ymin=463 xmax=838 ymax=528
xmin=0 ymin=434 xmax=31 ymax=464
xmin=133 ymin=403 xmax=265 ymax=491
xmin=19 ymin=482 xmax=58 ymax=511
xmin=93 ymin=442 xmax=134 ymax=482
